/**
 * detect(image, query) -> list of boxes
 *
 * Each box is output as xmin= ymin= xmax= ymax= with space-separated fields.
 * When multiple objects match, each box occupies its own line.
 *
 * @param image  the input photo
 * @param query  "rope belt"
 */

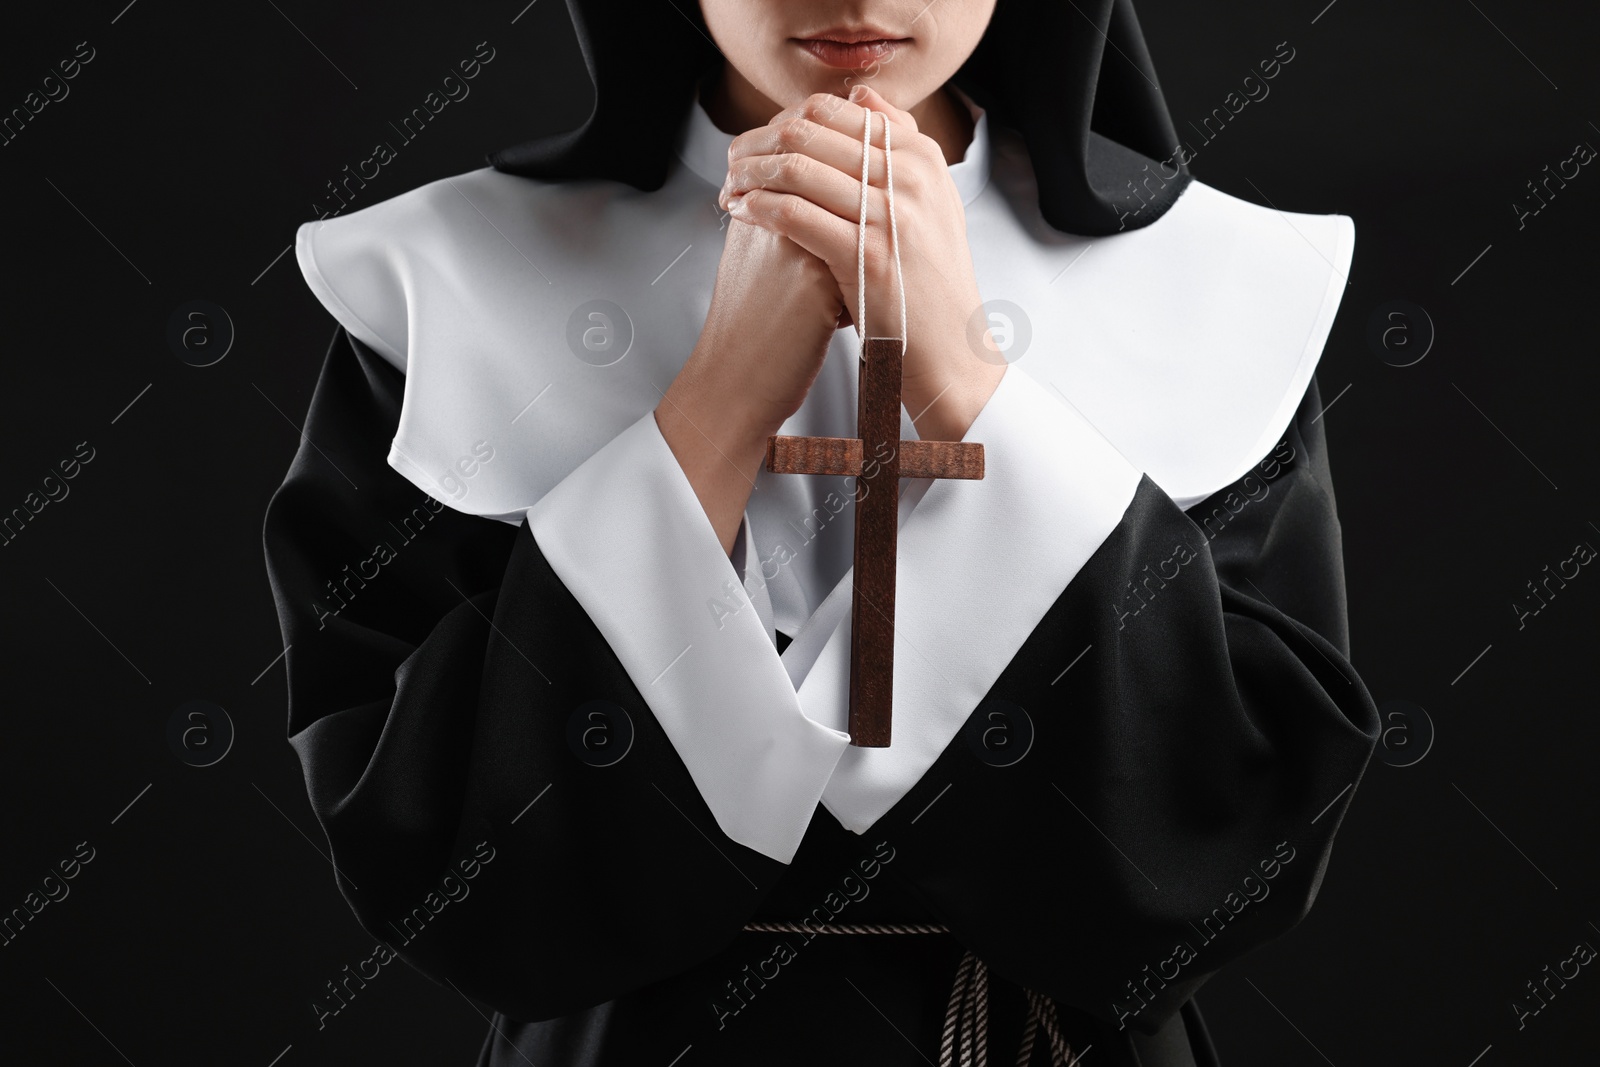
xmin=742 ymin=922 xmax=1086 ymax=1067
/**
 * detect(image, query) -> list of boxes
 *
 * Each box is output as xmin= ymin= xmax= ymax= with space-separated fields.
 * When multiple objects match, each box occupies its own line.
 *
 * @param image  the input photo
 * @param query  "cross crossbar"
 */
xmin=763 ymin=336 xmax=986 ymax=747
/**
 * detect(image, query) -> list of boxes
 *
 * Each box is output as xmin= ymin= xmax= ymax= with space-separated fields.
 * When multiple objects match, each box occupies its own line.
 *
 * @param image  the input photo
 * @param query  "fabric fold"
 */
xmin=526 ymin=409 xmax=852 ymax=863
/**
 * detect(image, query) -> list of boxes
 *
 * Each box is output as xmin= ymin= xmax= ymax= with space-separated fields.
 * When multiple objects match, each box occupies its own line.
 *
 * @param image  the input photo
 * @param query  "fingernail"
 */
xmin=848 ymin=84 xmax=866 ymax=102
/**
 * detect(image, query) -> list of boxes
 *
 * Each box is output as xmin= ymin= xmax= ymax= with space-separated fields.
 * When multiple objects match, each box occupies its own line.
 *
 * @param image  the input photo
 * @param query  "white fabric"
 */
xmin=730 ymin=514 xmax=778 ymax=646
xmin=525 ymin=412 xmax=856 ymax=864
xmin=292 ymin=87 xmax=1355 ymax=864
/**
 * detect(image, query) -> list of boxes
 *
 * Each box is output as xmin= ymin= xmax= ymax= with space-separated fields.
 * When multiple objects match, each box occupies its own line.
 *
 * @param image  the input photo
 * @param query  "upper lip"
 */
xmin=797 ymin=27 xmax=907 ymax=43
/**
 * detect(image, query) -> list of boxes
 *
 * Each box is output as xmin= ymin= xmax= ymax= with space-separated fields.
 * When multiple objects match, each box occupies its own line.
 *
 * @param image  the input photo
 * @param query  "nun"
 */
xmin=264 ymin=1 xmax=1381 ymax=1064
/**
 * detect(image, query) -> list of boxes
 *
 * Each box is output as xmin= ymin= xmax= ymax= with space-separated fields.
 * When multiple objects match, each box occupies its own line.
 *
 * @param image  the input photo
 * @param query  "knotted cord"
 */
xmin=740 ymin=921 xmax=1084 ymax=1066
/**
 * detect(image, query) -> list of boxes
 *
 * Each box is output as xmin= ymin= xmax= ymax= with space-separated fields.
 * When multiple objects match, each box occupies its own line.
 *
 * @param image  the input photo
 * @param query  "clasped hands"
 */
xmin=716 ymin=83 xmax=1005 ymax=443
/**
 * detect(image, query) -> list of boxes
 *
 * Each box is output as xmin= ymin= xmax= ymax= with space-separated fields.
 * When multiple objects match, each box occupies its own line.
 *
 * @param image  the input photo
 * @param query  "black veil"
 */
xmin=485 ymin=0 xmax=1190 ymax=236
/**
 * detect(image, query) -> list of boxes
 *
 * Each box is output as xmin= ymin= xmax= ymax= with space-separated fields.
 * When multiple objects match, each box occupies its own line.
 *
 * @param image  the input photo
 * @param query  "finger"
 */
xmin=727 ymin=189 xmax=860 ymax=278
xmin=822 ymin=85 xmax=919 ymax=152
xmin=774 ymin=90 xmax=876 ymax=145
xmin=723 ymin=116 xmax=889 ymax=202
xmin=722 ymin=150 xmax=886 ymax=225
xmin=736 ymin=89 xmax=934 ymax=179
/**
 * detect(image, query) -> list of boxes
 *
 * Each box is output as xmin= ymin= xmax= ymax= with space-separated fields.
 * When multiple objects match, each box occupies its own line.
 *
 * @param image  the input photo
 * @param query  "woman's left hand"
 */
xmin=718 ymin=83 xmax=1005 ymax=443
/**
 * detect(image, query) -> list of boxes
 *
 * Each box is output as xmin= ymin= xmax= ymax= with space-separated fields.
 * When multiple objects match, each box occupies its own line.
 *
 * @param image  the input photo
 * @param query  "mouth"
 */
xmin=800 ymin=25 xmax=905 ymax=44
xmin=793 ymin=27 xmax=910 ymax=69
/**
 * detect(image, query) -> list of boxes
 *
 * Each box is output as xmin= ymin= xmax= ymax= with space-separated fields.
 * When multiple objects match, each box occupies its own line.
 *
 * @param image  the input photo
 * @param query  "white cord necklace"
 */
xmin=857 ymin=109 xmax=908 ymax=357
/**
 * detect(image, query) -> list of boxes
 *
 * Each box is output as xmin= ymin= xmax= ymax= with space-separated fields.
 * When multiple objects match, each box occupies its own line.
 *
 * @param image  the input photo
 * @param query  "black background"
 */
xmin=1 ymin=1 xmax=1596 ymax=1064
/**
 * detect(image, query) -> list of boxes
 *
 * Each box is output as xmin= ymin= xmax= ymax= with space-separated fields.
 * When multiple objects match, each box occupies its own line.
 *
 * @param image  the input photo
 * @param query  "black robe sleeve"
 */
xmin=266 ymin=325 xmax=1379 ymax=1047
xmin=262 ymin=327 xmax=787 ymax=1021
xmin=880 ymin=374 xmax=1381 ymax=1037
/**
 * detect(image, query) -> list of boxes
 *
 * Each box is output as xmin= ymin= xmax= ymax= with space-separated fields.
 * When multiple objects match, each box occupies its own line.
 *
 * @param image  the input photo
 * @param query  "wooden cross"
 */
xmin=765 ymin=337 xmax=985 ymax=747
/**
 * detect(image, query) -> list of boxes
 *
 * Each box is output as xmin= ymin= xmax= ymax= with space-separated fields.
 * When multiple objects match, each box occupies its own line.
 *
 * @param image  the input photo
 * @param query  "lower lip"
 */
xmin=795 ymin=38 xmax=906 ymax=69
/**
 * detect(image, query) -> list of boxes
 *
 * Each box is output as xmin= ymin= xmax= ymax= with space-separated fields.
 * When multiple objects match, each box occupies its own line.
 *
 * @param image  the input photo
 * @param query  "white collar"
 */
xmin=293 ymin=118 xmax=1355 ymax=861
xmin=672 ymin=83 xmax=992 ymax=208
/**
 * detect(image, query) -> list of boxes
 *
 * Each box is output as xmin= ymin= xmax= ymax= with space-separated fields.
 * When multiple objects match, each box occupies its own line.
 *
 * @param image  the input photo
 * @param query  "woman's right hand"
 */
xmin=655 ymin=211 xmax=848 ymax=556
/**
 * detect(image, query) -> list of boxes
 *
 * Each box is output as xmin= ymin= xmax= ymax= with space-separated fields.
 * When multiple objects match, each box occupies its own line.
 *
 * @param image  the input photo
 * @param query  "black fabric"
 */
xmin=1182 ymin=997 xmax=1223 ymax=1067
xmin=486 ymin=0 xmax=1190 ymax=236
xmin=264 ymin=328 xmax=1378 ymax=1065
